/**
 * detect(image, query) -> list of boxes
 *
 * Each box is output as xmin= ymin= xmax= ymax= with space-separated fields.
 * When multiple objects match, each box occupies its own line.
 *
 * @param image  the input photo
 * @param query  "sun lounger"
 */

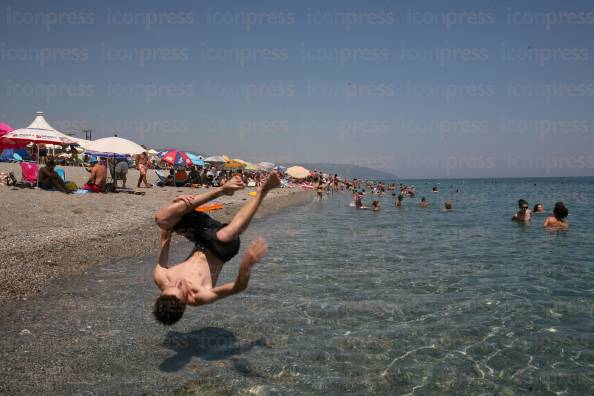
xmin=155 ymin=170 xmax=168 ymax=186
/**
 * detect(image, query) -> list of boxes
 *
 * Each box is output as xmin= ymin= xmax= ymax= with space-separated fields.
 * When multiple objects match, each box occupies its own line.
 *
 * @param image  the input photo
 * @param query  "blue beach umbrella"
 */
xmin=186 ymin=153 xmax=204 ymax=166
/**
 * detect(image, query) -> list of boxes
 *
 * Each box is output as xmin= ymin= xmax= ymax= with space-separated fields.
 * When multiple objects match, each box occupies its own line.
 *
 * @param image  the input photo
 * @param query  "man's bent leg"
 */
xmin=216 ymin=173 xmax=280 ymax=242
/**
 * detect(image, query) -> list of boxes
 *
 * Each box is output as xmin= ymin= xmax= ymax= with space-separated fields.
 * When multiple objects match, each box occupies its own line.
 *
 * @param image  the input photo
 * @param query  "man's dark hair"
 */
xmin=153 ymin=295 xmax=186 ymax=325
xmin=553 ymin=201 xmax=568 ymax=220
xmin=518 ymin=199 xmax=528 ymax=209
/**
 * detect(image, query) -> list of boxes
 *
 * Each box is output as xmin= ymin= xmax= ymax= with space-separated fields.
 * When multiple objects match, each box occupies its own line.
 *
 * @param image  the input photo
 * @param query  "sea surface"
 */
xmin=217 ymin=177 xmax=594 ymax=395
xmin=2 ymin=178 xmax=593 ymax=395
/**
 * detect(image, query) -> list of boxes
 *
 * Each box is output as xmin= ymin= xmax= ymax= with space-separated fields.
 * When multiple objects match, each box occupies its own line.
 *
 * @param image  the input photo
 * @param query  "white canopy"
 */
xmin=204 ymin=155 xmax=227 ymax=163
xmin=69 ymin=136 xmax=94 ymax=149
xmin=85 ymin=136 xmax=145 ymax=156
xmin=0 ymin=112 xmax=77 ymax=146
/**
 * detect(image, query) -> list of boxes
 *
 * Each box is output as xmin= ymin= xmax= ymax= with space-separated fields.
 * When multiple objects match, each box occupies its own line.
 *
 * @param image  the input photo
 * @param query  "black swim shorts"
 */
xmin=173 ymin=211 xmax=240 ymax=262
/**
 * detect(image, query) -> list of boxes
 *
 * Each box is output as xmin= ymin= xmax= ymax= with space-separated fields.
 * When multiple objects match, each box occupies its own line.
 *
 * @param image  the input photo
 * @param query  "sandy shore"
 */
xmin=0 ymin=163 xmax=311 ymax=302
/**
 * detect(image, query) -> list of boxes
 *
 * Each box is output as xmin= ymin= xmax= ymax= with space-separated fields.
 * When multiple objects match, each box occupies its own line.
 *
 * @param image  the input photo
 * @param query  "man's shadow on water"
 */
xmin=159 ymin=327 xmax=266 ymax=372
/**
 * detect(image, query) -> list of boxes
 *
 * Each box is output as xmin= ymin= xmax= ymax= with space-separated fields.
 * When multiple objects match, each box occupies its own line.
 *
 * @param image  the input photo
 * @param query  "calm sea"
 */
xmin=4 ymin=178 xmax=591 ymax=395
xmin=214 ymin=177 xmax=594 ymax=394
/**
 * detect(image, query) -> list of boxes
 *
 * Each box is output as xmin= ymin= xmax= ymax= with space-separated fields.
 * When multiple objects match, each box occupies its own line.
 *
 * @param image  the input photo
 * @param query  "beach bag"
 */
xmin=66 ymin=181 xmax=78 ymax=192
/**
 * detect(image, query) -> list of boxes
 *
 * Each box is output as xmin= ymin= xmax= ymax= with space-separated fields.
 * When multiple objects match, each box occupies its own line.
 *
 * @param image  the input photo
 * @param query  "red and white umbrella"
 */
xmin=161 ymin=149 xmax=193 ymax=167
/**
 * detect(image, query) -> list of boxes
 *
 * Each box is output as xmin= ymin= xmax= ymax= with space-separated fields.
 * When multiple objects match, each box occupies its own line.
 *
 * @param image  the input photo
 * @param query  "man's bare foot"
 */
xmin=259 ymin=172 xmax=281 ymax=193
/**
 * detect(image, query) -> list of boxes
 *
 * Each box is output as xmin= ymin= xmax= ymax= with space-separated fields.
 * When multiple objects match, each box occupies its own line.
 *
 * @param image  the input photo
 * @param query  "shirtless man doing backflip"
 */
xmin=152 ymin=172 xmax=281 ymax=325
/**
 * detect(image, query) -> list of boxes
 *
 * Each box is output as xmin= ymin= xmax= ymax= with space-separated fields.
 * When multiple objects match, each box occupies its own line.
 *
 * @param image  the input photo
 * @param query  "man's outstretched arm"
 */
xmin=154 ymin=176 xmax=245 ymax=230
xmin=153 ymin=229 xmax=172 ymax=288
xmin=199 ymin=237 xmax=268 ymax=304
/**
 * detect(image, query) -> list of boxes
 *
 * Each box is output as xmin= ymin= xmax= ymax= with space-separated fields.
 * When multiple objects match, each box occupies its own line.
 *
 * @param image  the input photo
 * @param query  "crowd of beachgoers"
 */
xmin=313 ymin=178 xmax=571 ymax=231
xmin=0 ymin=143 xmax=332 ymax=195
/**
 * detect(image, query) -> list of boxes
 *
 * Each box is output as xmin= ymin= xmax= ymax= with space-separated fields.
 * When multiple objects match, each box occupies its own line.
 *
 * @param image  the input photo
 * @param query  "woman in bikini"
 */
xmin=136 ymin=152 xmax=152 ymax=188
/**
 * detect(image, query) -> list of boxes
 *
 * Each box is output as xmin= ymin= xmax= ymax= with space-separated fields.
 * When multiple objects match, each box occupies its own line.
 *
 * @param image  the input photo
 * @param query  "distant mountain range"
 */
xmin=282 ymin=163 xmax=397 ymax=180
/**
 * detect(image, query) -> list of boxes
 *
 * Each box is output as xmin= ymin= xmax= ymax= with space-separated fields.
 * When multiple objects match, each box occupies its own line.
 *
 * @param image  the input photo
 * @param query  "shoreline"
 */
xmin=0 ymin=163 xmax=312 ymax=302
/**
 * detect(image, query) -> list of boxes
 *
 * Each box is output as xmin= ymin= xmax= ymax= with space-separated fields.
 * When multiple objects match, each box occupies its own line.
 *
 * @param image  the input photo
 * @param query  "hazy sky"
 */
xmin=1 ymin=0 xmax=594 ymax=178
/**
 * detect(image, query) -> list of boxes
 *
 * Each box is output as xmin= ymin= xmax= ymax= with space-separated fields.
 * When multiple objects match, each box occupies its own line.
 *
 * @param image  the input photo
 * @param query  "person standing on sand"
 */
xmin=136 ymin=152 xmax=152 ymax=188
xmin=152 ymin=172 xmax=281 ymax=325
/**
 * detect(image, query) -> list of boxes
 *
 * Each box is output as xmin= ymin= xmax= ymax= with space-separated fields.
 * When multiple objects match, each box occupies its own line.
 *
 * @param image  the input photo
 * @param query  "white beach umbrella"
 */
xmin=69 ymin=136 xmax=94 ymax=149
xmin=84 ymin=136 xmax=145 ymax=156
xmin=204 ymin=155 xmax=227 ymax=163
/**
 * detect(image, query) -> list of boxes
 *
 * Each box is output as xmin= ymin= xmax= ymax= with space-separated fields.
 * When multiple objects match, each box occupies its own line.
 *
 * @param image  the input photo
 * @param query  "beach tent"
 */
xmin=0 ymin=112 xmax=76 ymax=147
xmin=0 ymin=148 xmax=30 ymax=162
xmin=84 ymin=136 xmax=145 ymax=157
xmin=286 ymin=166 xmax=310 ymax=179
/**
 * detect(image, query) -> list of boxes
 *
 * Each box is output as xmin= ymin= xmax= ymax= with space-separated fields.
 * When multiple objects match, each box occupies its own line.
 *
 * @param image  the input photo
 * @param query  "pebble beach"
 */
xmin=0 ymin=163 xmax=311 ymax=303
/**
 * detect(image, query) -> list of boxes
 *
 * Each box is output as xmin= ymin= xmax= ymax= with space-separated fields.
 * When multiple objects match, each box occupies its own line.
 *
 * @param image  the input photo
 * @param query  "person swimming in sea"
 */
xmin=395 ymin=194 xmax=403 ymax=208
xmin=533 ymin=203 xmax=545 ymax=213
xmin=442 ymin=201 xmax=453 ymax=211
xmin=544 ymin=201 xmax=569 ymax=229
xmin=372 ymin=200 xmax=381 ymax=211
xmin=419 ymin=197 xmax=429 ymax=208
xmin=512 ymin=199 xmax=531 ymax=222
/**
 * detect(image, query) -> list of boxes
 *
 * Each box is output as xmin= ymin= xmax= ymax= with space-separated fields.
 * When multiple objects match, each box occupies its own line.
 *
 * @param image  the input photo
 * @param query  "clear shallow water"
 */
xmin=204 ymin=178 xmax=594 ymax=395
xmin=2 ymin=178 xmax=592 ymax=395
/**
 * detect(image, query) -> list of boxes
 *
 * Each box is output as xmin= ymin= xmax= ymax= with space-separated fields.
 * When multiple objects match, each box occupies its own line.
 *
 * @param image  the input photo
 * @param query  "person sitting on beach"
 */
xmin=533 ymin=203 xmax=545 ymax=213
xmin=372 ymin=200 xmax=381 ymax=211
xmin=512 ymin=199 xmax=531 ymax=222
xmin=188 ymin=166 xmax=201 ymax=186
xmin=544 ymin=202 xmax=569 ymax=230
xmin=443 ymin=201 xmax=453 ymax=211
xmin=420 ymin=197 xmax=429 ymax=208
xmin=83 ymin=158 xmax=106 ymax=193
xmin=152 ymin=172 xmax=281 ymax=325
xmin=38 ymin=160 xmax=69 ymax=193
